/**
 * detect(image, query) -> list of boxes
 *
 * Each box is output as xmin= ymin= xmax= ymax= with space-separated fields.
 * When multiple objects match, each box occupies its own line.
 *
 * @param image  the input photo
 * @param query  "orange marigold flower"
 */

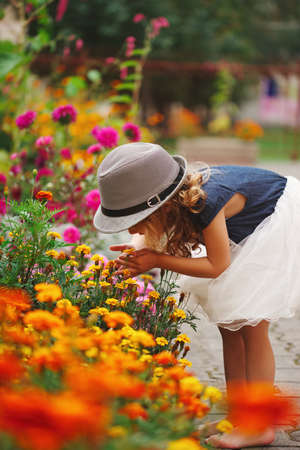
xmin=35 ymin=190 xmax=53 ymax=201
xmin=24 ymin=310 xmax=64 ymax=331
xmin=3 ymin=325 xmax=36 ymax=347
xmin=227 ymin=382 xmax=300 ymax=434
xmin=119 ymin=402 xmax=148 ymax=420
xmin=154 ymin=351 xmax=177 ymax=366
xmin=103 ymin=311 xmax=134 ymax=328
xmin=34 ymin=283 xmax=62 ymax=302
xmin=0 ymin=352 xmax=24 ymax=384
xmin=0 ymin=388 xmax=110 ymax=450
xmin=0 ymin=286 xmax=32 ymax=311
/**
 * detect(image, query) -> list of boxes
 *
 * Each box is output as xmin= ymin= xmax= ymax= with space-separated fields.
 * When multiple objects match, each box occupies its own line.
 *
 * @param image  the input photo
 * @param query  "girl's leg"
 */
xmin=241 ymin=320 xmax=275 ymax=383
xmin=218 ymin=326 xmax=247 ymax=388
xmin=207 ymin=321 xmax=276 ymax=448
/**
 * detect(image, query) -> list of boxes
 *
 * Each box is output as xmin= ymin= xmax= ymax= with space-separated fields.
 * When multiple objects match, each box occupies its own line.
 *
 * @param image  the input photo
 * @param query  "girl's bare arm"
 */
xmin=116 ymin=208 xmax=231 ymax=279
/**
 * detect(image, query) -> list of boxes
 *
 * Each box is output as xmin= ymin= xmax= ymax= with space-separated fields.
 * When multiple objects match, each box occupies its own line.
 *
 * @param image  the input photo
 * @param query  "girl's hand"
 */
xmin=115 ymin=248 xmax=160 ymax=277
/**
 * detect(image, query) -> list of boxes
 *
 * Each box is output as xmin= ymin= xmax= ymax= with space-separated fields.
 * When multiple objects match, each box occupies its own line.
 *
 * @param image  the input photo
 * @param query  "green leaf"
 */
xmin=109 ymin=95 xmax=132 ymax=104
xmin=120 ymin=60 xmax=139 ymax=68
xmin=29 ymin=29 xmax=51 ymax=52
xmin=131 ymin=48 xmax=147 ymax=56
xmin=0 ymin=8 xmax=5 ymax=20
xmin=87 ymin=69 xmax=102 ymax=83
xmin=124 ymin=73 xmax=142 ymax=81
xmin=0 ymin=52 xmax=27 ymax=79
xmin=115 ymin=82 xmax=136 ymax=91
xmin=65 ymin=76 xmax=87 ymax=97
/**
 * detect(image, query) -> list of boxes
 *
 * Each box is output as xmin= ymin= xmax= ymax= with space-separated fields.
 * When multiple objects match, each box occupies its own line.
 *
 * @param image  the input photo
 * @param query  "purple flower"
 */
xmin=15 ymin=110 xmax=37 ymax=129
xmin=63 ymin=226 xmax=81 ymax=243
xmin=85 ymin=189 xmax=101 ymax=211
xmin=52 ymin=104 xmax=77 ymax=125
xmin=91 ymin=126 xmax=119 ymax=149
xmin=0 ymin=174 xmax=7 ymax=185
xmin=35 ymin=167 xmax=54 ymax=182
xmin=87 ymin=144 xmax=102 ymax=155
xmin=123 ymin=122 xmax=141 ymax=142
xmin=35 ymin=136 xmax=53 ymax=149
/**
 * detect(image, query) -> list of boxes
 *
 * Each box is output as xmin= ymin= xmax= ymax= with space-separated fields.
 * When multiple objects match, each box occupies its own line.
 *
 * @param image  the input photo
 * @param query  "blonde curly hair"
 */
xmin=141 ymin=167 xmax=209 ymax=257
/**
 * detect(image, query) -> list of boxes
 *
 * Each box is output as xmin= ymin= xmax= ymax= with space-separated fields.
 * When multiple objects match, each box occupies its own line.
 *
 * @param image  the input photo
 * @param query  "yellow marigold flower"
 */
xmin=89 ymin=307 xmax=109 ymax=316
xmin=108 ymin=426 xmax=127 ymax=438
xmin=75 ymin=244 xmax=91 ymax=255
xmin=47 ymin=231 xmax=62 ymax=239
xmin=67 ymin=260 xmax=79 ymax=267
xmin=166 ymin=296 xmax=177 ymax=305
xmin=122 ymin=268 xmax=132 ymax=278
xmin=129 ymin=330 xmax=156 ymax=347
xmin=81 ymin=270 xmax=92 ymax=277
xmin=156 ymin=337 xmax=168 ymax=346
xmin=122 ymin=248 xmax=135 ymax=254
xmin=56 ymin=299 xmax=72 ymax=308
xmin=140 ymin=274 xmax=153 ymax=281
xmin=172 ymin=309 xmax=186 ymax=320
xmin=87 ymin=280 xmax=96 ymax=288
xmin=148 ymin=290 xmax=160 ymax=299
xmin=175 ymin=334 xmax=190 ymax=344
xmin=124 ymin=277 xmax=138 ymax=285
xmin=180 ymin=376 xmax=204 ymax=395
xmin=45 ymin=250 xmax=59 ymax=258
xmin=85 ymin=347 xmax=98 ymax=358
xmin=34 ymin=283 xmax=62 ymax=303
xmin=88 ymin=264 xmax=101 ymax=272
xmin=101 ymin=269 xmax=110 ymax=278
xmin=178 ymin=358 xmax=192 ymax=368
xmin=167 ymin=438 xmax=204 ymax=450
xmin=99 ymin=281 xmax=111 ymax=288
xmin=143 ymin=298 xmax=150 ymax=307
xmin=57 ymin=251 xmax=66 ymax=260
xmin=115 ymin=282 xmax=126 ymax=289
xmin=105 ymin=298 xmax=120 ymax=307
xmin=153 ymin=367 xmax=164 ymax=378
xmin=140 ymin=353 xmax=153 ymax=363
xmin=91 ymin=254 xmax=104 ymax=262
xmin=120 ymin=299 xmax=126 ymax=307
xmin=202 ymin=386 xmax=223 ymax=403
xmin=216 ymin=419 xmax=234 ymax=434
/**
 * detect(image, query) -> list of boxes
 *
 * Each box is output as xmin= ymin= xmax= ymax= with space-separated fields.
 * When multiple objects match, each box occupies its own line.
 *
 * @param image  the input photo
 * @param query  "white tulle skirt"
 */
xmin=179 ymin=176 xmax=300 ymax=331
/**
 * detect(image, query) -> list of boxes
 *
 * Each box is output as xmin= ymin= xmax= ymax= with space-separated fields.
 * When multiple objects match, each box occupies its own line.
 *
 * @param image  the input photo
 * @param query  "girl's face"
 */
xmin=128 ymin=218 xmax=148 ymax=235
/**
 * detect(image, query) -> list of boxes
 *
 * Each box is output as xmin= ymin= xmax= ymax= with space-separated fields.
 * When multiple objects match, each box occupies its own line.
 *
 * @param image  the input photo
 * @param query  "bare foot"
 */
xmin=205 ymin=427 xmax=275 ymax=448
xmin=198 ymin=420 xmax=223 ymax=438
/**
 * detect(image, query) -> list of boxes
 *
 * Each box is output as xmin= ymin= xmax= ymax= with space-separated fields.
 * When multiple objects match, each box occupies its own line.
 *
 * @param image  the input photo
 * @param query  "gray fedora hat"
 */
xmin=93 ymin=142 xmax=187 ymax=234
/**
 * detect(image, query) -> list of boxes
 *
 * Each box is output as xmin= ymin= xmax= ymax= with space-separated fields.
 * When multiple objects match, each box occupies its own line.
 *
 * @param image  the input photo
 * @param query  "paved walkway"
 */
xmin=182 ymin=161 xmax=300 ymax=449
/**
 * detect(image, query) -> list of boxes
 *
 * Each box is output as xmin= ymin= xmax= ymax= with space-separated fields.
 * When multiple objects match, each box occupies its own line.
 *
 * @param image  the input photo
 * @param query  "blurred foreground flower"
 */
xmin=227 ymin=382 xmax=300 ymax=434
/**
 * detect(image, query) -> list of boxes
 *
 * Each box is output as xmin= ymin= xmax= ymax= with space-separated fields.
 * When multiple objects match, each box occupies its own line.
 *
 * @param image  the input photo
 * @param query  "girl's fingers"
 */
xmin=110 ymin=244 xmax=133 ymax=251
xmin=115 ymin=258 xmax=140 ymax=269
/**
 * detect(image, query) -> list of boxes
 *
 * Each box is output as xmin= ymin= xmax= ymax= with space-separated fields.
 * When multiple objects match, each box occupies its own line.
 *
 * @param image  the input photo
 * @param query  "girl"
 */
xmin=93 ymin=142 xmax=300 ymax=448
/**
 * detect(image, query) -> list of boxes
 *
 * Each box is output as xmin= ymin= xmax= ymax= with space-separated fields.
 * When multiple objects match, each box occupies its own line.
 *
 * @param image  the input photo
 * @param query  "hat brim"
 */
xmin=93 ymin=155 xmax=187 ymax=234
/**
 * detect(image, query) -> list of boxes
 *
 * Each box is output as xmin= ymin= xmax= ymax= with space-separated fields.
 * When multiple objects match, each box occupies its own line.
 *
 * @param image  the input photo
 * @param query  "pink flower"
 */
xmin=60 ymin=147 xmax=72 ymax=159
xmin=91 ymin=126 xmax=119 ymax=149
xmin=15 ymin=110 xmax=37 ymax=129
xmin=63 ymin=47 xmax=70 ymax=57
xmin=133 ymin=13 xmax=145 ymax=23
xmin=0 ymin=198 xmax=7 ymax=215
xmin=66 ymin=207 xmax=77 ymax=222
xmin=120 ymin=67 xmax=128 ymax=80
xmin=10 ymin=165 xmax=21 ymax=176
xmin=149 ymin=16 xmax=170 ymax=38
xmin=126 ymin=36 xmax=136 ymax=57
xmin=76 ymin=39 xmax=84 ymax=50
xmin=105 ymin=57 xmax=116 ymax=65
xmin=52 ymin=104 xmax=77 ymax=125
xmin=0 ymin=174 xmax=7 ymax=185
xmin=35 ymin=136 xmax=53 ymax=149
xmin=35 ymin=167 xmax=54 ymax=182
xmin=63 ymin=226 xmax=81 ymax=243
xmin=85 ymin=189 xmax=101 ymax=211
xmin=87 ymin=144 xmax=102 ymax=155
xmin=10 ymin=153 xmax=18 ymax=160
xmin=56 ymin=0 xmax=69 ymax=21
xmin=123 ymin=122 xmax=141 ymax=142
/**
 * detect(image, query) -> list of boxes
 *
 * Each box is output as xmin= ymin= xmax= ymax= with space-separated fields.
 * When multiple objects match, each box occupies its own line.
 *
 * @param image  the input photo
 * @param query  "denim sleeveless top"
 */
xmin=191 ymin=165 xmax=287 ymax=243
